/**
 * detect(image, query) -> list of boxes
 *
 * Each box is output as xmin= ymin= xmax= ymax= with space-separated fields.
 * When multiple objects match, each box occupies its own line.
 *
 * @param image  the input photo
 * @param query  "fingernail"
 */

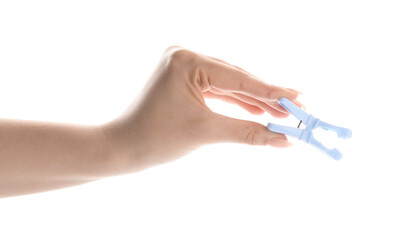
xmin=294 ymin=100 xmax=307 ymax=110
xmin=287 ymin=88 xmax=303 ymax=95
xmin=266 ymin=137 xmax=293 ymax=148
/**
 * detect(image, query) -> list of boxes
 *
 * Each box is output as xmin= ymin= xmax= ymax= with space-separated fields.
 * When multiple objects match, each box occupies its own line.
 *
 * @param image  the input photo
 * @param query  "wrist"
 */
xmin=99 ymin=115 xmax=144 ymax=176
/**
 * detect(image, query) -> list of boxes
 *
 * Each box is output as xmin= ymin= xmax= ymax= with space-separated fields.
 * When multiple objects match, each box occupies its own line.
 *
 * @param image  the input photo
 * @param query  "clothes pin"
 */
xmin=267 ymin=98 xmax=352 ymax=160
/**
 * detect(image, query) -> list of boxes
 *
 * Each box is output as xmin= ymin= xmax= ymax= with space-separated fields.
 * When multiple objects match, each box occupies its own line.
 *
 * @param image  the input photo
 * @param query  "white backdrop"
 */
xmin=1 ymin=0 xmax=402 ymax=239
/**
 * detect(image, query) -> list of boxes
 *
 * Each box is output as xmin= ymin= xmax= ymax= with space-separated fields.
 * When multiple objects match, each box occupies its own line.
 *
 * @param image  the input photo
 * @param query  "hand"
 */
xmin=102 ymin=46 xmax=301 ymax=173
xmin=0 ymin=46 xmax=301 ymax=197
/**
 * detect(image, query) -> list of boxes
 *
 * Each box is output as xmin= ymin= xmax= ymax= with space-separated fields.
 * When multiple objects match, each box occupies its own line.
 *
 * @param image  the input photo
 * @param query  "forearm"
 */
xmin=0 ymin=118 xmax=116 ymax=198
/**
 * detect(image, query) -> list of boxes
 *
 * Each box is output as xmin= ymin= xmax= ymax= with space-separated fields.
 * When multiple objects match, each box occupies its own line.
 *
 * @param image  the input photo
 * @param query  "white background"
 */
xmin=1 ymin=0 xmax=402 ymax=239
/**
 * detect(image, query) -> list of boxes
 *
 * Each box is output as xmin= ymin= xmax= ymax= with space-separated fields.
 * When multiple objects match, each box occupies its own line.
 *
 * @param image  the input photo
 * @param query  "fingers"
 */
xmin=207 ymin=56 xmax=249 ymax=73
xmin=205 ymin=58 xmax=299 ymax=102
xmin=205 ymin=112 xmax=292 ymax=147
xmin=230 ymin=92 xmax=290 ymax=118
xmin=203 ymin=91 xmax=265 ymax=115
xmin=166 ymin=47 xmax=303 ymax=116
xmin=207 ymin=57 xmax=301 ymax=113
xmin=208 ymin=87 xmax=289 ymax=118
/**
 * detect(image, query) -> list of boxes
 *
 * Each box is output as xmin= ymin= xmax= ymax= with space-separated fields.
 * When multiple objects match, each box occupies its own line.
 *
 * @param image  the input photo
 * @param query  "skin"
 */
xmin=0 ymin=46 xmax=302 ymax=198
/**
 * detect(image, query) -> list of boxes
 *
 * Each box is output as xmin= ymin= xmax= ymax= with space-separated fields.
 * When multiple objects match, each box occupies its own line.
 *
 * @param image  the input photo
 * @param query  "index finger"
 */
xmin=204 ymin=58 xmax=299 ymax=112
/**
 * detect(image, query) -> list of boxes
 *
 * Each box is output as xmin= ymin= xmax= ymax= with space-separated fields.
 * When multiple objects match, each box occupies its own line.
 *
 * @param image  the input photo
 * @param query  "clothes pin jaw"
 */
xmin=267 ymin=97 xmax=352 ymax=160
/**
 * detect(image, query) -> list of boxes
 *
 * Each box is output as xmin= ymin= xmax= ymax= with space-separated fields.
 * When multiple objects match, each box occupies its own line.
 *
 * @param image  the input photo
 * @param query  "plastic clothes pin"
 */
xmin=267 ymin=98 xmax=352 ymax=160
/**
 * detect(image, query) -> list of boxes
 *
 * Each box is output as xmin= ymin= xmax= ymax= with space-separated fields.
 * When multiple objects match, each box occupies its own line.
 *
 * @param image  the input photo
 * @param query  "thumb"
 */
xmin=205 ymin=112 xmax=292 ymax=147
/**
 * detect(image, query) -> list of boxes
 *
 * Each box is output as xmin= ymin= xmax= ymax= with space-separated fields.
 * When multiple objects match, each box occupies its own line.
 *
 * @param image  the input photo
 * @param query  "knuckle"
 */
xmin=167 ymin=48 xmax=199 ymax=66
xmin=264 ymin=85 xmax=276 ymax=99
xmin=237 ymin=73 xmax=252 ymax=91
xmin=238 ymin=79 xmax=246 ymax=91
xmin=164 ymin=45 xmax=182 ymax=53
xmin=243 ymin=128 xmax=259 ymax=145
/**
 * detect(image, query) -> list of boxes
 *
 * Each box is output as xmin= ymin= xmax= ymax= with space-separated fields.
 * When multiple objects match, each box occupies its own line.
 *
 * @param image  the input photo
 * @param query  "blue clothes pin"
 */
xmin=267 ymin=98 xmax=352 ymax=160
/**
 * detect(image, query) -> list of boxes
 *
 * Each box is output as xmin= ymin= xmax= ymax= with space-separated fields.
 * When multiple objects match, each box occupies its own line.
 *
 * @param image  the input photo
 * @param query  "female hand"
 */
xmin=0 ymin=46 xmax=301 ymax=197
xmin=102 ymin=46 xmax=301 ymax=173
